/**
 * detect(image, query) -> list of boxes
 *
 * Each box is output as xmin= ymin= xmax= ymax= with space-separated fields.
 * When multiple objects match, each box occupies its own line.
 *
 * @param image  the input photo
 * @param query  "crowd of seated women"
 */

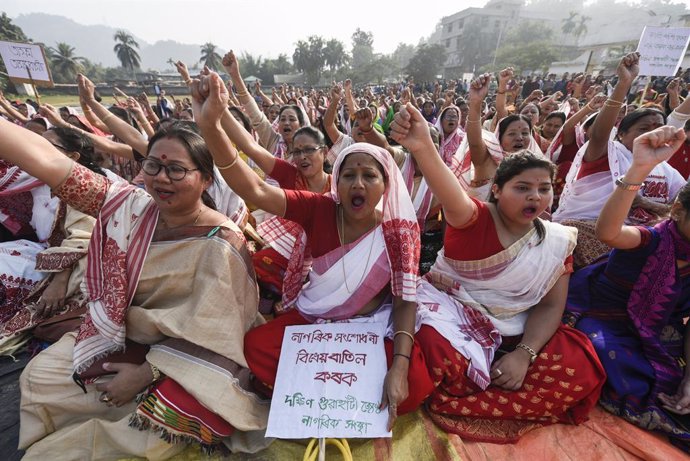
xmin=2 ymin=50 xmax=690 ymax=459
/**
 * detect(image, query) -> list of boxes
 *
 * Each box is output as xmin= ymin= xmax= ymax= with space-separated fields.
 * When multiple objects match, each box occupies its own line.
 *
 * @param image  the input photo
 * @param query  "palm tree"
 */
xmin=200 ymin=43 xmax=222 ymax=71
xmin=324 ymin=39 xmax=347 ymax=71
xmin=49 ymin=42 xmax=85 ymax=83
xmin=561 ymin=12 xmax=578 ymax=38
xmin=573 ymin=15 xmax=591 ymax=43
xmin=113 ymin=30 xmax=141 ymax=78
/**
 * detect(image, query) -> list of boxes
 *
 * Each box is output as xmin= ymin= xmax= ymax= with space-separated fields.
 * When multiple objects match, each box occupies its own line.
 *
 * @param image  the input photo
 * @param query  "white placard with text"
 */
xmin=636 ymin=26 xmax=690 ymax=77
xmin=0 ymin=40 xmax=53 ymax=86
xmin=266 ymin=322 xmax=391 ymax=439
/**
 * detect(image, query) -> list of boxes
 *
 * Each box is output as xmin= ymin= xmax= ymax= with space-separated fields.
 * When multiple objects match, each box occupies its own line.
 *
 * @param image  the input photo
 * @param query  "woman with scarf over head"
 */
xmin=553 ymin=53 xmax=685 ymax=268
xmin=223 ymin=50 xmax=306 ymax=159
xmin=455 ymin=73 xmax=543 ymax=200
xmin=192 ymin=71 xmax=434 ymax=431
xmin=565 ymin=126 xmax=690 ymax=453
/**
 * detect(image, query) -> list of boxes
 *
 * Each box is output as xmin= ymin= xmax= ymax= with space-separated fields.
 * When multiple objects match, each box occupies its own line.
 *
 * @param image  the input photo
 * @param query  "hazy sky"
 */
xmin=3 ymin=0 xmax=490 ymax=57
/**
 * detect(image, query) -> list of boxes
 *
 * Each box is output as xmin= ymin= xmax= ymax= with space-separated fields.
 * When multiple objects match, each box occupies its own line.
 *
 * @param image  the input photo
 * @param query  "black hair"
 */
xmin=488 ymin=150 xmax=557 ymax=244
xmin=545 ymin=112 xmax=566 ymax=124
xmin=279 ymin=105 xmax=305 ymax=126
xmin=583 ymin=113 xmax=598 ymax=130
xmin=228 ymin=106 xmax=252 ymax=133
xmin=146 ymin=126 xmax=218 ymax=210
xmin=618 ymin=108 xmax=666 ymax=135
xmin=293 ymin=126 xmax=326 ymax=145
xmin=109 ymin=105 xmax=141 ymax=133
xmin=50 ymin=127 xmax=107 ymax=177
xmin=677 ymin=182 xmax=690 ymax=212
xmin=497 ymin=114 xmax=533 ymax=142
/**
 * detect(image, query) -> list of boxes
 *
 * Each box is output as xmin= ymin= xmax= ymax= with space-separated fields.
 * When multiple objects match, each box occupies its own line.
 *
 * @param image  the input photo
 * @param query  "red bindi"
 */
xmin=161 ymin=154 xmax=167 ymax=160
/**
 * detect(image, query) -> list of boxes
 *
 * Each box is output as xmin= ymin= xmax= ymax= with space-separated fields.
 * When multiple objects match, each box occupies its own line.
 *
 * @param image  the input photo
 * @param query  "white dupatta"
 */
xmin=417 ymin=221 xmax=577 ymax=389
xmin=553 ymin=140 xmax=685 ymax=222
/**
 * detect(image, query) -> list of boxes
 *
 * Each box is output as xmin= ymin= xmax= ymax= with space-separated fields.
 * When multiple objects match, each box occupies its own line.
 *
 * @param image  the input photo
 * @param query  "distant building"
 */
xmin=436 ymin=0 xmax=574 ymax=78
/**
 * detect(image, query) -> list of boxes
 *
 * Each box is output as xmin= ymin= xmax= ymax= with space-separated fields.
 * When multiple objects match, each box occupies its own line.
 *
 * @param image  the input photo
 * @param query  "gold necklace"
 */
xmin=161 ymin=207 xmax=204 ymax=229
xmin=338 ymin=205 xmax=378 ymax=293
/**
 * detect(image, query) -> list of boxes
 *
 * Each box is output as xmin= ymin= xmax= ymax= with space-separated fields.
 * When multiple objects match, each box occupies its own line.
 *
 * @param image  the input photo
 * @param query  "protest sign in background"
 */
xmin=0 ymin=40 xmax=53 ymax=87
xmin=636 ymin=26 xmax=690 ymax=77
xmin=266 ymin=322 xmax=392 ymax=439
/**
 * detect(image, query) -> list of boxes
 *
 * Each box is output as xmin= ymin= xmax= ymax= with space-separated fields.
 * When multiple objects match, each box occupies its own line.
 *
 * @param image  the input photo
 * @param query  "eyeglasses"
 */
xmin=291 ymin=145 xmax=324 ymax=157
xmin=140 ymin=158 xmax=198 ymax=181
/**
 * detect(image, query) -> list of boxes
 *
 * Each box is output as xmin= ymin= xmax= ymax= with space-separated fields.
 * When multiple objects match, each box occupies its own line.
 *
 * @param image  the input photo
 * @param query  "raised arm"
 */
xmin=0 ymin=117 xmax=73 ymax=187
xmin=254 ymin=81 xmax=273 ymax=107
xmin=495 ymin=67 xmax=513 ymax=122
xmin=390 ymin=103 xmax=476 ymax=228
xmin=323 ymin=83 xmax=345 ymax=144
xmin=595 ymin=126 xmax=685 ymax=249
xmin=219 ymin=108 xmax=276 ymax=175
xmin=561 ymin=94 xmax=606 ymax=147
xmin=193 ymin=72 xmax=285 ymax=216
xmin=0 ymin=92 xmax=30 ymax=124
xmin=78 ymin=75 xmax=148 ymax=156
xmin=466 ymin=74 xmax=493 ymax=169
xmin=343 ymin=79 xmax=359 ymax=116
xmin=668 ymin=84 xmax=690 ymax=129
xmin=39 ymin=103 xmax=135 ymax=160
xmin=222 ymin=50 xmax=277 ymax=150
xmin=585 ymin=53 xmax=639 ymax=162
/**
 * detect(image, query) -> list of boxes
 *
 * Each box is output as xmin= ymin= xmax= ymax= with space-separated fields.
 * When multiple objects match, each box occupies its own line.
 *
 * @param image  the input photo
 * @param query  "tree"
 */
xmin=258 ymin=54 xmax=294 ymax=84
xmin=391 ymin=43 xmax=416 ymax=76
xmin=404 ymin=44 xmax=447 ymax=83
xmin=240 ymin=52 xmax=263 ymax=78
xmin=351 ymin=28 xmax=375 ymax=71
xmin=48 ymin=42 xmax=85 ymax=83
xmin=493 ymin=22 xmax=558 ymax=74
xmin=293 ymin=36 xmax=326 ymax=85
xmin=113 ymin=30 xmax=141 ymax=76
xmin=323 ymin=39 xmax=348 ymax=71
xmin=573 ymin=15 xmax=591 ymax=42
xmin=455 ymin=21 xmax=498 ymax=73
xmin=561 ymin=11 xmax=578 ymax=37
xmin=200 ymin=42 xmax=222 ymax=71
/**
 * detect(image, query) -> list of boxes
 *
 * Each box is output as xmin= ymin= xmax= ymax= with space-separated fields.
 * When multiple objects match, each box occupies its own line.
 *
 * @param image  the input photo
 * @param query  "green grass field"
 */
xmin=5 ymin=94 xmax=154 ymax=108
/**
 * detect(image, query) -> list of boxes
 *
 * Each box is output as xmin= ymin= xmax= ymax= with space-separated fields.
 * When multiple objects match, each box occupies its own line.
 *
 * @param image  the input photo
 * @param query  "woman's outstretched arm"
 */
xmin=596 ymin=126 xmax=685 ymax=249
xmin=0 ymin=117 xmax=73 ymax=187
xmin=390 ymin=103 xmax=476 ymax=228
xmin=192 ymin=72 xmax=286 ymax=217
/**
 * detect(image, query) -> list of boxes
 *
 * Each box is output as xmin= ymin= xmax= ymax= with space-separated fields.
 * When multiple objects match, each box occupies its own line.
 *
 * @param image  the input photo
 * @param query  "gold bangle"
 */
xmin=83 ymin=107 xmax=92 ymax=112
xmin=605 ymin=98 xmax=624 ymax=107
xmin=101 ymin=113 xmax=115 ymax=123
xmin=216 ymin=155 xmax=239 ymax=170
xmin=236 ymin=90 xmax=249 ymax=97
xmin=184 ymin=78 xmax=192 ymax=85
xmin=465 ymin=118 xmax=481 ymax=124
xmin=496 ymin=90 xmax=506 ymax=94
xmin=393 ymin=330 xmax=415 ymax=343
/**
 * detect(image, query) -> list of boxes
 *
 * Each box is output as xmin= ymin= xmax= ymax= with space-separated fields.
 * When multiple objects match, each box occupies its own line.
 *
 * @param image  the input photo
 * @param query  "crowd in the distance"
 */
xmin=1 ymin=50 xmax=690 ymax=459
